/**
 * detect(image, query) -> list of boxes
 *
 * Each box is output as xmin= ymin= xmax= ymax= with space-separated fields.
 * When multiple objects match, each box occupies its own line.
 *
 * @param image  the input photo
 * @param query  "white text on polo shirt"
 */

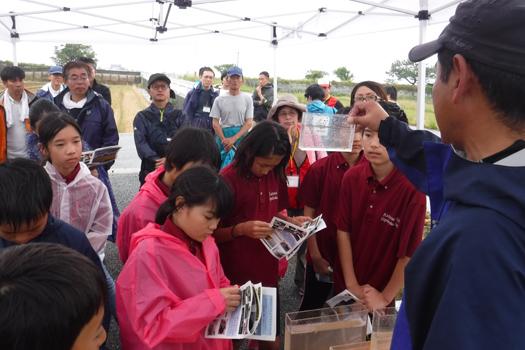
xmin=269 ymin=191 xmax=278 ymax=201
xmin=381 ymin=212 xmax=400 ymax=228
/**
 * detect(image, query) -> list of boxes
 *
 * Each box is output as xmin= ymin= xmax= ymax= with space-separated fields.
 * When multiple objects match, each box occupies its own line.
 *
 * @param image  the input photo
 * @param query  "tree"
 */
xmin=213 ymin=64 xmax=235 ymax=74
xmin=305 ymin=69 xmax=327 ymax=81
xmin=386 ymin=59 xmax=435 ymax=85
xmin=333 ymin=67 xmax=353 ymax=82
xmin=52 ymin=44 xmax=97 ymax=66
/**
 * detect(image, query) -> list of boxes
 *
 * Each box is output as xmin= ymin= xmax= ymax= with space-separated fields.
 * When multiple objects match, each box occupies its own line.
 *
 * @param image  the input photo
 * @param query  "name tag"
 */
xmin=202 ymin=106 xmax=211 ymax=113
xmin=287 ymin=175 xmax=299 ymax=188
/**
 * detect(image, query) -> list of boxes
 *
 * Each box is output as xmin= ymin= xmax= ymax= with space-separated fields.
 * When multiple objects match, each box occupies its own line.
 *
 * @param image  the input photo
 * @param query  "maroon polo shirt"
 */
xmin=335 ymin=162 xmax=426 ymax=294
xmin=217 ymin=163 xmax=288 ymax=287
xmin=299 ymin=153 xmax=364 ymax=277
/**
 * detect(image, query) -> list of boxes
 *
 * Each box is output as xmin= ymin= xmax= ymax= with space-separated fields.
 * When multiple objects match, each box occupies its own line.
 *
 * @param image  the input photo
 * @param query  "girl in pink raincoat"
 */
xmin=116 ymin=165 xmax=241 ymax=350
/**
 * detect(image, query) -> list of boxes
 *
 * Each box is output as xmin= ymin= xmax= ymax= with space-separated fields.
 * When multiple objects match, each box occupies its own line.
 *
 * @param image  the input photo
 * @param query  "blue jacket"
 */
xmin=55 ymin=88 xmax=119 ymax=150
xmin=133 ymin=102 xmax=183 ymax=161
xmin=0 ymin=215 xmax=111 ymax=333
xmin=306 ymin=100 xmax=336 ymax=114
xmin=183 ymin=82 xmax=218 ymax=122
xmin=381 ymin=117 xmax=525 ymax=350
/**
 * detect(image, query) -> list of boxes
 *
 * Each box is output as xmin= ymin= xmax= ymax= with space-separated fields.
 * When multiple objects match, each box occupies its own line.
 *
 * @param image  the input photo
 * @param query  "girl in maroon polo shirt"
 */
xmin=336 ymin=81 xmax=426 ymax=312
xmin=215 ymin=121 xmax=305 ymax=350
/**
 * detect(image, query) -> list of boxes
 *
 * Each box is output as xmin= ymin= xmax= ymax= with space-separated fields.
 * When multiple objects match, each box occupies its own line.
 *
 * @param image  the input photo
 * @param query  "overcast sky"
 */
xmin=1 ymin=0 xmax=459 ymax=82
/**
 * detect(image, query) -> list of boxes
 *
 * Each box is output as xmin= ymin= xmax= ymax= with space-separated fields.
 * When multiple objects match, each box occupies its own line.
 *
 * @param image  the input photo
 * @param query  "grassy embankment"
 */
xmin=25 ymin=82 xmax=148 ymax=133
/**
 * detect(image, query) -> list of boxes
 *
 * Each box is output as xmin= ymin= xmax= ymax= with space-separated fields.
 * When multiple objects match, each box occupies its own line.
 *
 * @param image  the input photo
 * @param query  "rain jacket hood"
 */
xmin=117 ymin=166 xmax=167 ymax=262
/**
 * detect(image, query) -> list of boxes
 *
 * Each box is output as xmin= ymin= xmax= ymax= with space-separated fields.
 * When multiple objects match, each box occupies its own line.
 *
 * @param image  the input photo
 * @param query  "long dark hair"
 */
xmin=233 ymin=121 xmax=291 ymax=183
xmin=155 ymin=165 xmax=233 ymax=225
xmin=38 ymin=112 xmax=82 ymax=147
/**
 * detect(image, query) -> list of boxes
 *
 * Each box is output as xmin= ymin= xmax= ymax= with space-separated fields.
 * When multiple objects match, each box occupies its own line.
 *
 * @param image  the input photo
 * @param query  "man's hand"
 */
xmin=236 ymin=221 xmax=273 ymax=239
xmin=220 ymin=286 xmax=241 ymax=313
xmin=222 ymin=137 xmax=236 ymax=152
xmin=362 ymin=284 xmax=389 ymax=311
xmin=348 ymin=101 xmax=389 ymax=131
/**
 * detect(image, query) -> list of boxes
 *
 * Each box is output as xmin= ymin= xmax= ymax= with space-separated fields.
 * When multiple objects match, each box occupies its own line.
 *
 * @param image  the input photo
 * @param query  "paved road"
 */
xmin=104 ymin=134 xmax=302 ymax=349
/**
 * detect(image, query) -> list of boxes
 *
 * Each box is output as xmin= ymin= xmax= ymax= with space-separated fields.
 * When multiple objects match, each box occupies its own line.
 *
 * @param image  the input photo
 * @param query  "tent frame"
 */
xmin=1 ymin=0 xmax=462 ymax=128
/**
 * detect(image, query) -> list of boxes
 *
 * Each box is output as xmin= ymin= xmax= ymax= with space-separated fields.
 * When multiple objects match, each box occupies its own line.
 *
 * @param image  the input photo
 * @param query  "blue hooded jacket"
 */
xmin=306 ymin=100 xmax=337 ymax=115
xmin=55 ymin=87 xmax=119 ymax=151
xmin=381 ymin=117 xmax=525 ymax=350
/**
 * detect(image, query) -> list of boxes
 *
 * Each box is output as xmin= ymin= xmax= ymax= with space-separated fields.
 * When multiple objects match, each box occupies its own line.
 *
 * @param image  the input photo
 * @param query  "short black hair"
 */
xmin=28 ymin=99 xmax=60 ymax=130
xmin=156 ymin=165 xmax=233 ymax=224
xmin=438 ymin=48 xmax=525 ymax=131
xmin=63 ymin=61 xmax=91 ymax=80
xmin=164 ymin=127 xmax=220 ymax=172
xmin=220 ymin=71 xmax=228 ymax=81
xmin=233 ymin=121 xmax=291 ymax=183
xmin=77 ymin=56 xmax=96 ymax=67
xmin=0 ymin=159 xmax=52 ymax=231
xmin=38 ymin=112 xmax=82 ymax=148
xmin=350 ymin=81 xmax=388 ymax=107
xmin=0 ymin=66 xmax=25 ymax=82
xmin=0 ymin=243 xmax=106 ymax=350
xmin=259 ymin=71 xmax=270 ymax=79
xmin=385 ymin=85 xmax=398 ymax=101
xmin=304 ymin=84 xmax=325 ymax=101
xmin=199 ymin=66 xmax=214 ymax=77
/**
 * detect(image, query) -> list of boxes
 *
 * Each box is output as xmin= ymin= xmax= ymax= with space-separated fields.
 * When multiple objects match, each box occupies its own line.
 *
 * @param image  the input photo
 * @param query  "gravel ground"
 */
xmin=104 ymin=173 xmax=302 ymax=349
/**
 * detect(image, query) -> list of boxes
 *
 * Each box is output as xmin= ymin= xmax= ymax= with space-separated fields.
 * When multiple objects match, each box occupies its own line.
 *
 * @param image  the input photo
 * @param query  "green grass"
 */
xmin=397 ymin=98 xmax=437 ymax=130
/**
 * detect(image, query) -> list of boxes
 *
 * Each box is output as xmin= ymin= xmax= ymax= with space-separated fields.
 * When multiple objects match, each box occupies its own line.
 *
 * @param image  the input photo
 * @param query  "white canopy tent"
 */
xmin=1 ymin=0 xmax=463 ymax=128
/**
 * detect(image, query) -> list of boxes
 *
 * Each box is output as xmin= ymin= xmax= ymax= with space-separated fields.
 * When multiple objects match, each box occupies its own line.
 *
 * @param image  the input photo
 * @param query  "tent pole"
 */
xmin=273 ymin=44 xmax=278 ymax=104
xmin=12 ymin=39 xmax=18 ymax=65
xmin=416 ymin=0 xmax=428 ymax=130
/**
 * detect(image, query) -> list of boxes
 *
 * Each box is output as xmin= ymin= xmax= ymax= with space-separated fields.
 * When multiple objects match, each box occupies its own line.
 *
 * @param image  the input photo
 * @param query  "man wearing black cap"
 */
xmin=349 ymin=1 xmax=525 ymax=349
xmin=133 ymin=73 xmax=184 ymax=185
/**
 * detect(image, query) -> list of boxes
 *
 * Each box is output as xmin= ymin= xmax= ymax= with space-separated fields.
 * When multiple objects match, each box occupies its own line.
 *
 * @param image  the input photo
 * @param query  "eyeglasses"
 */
xmin=355 ymin=95 xmax=379 ymax=103
xmin=68 ymin=75 xmax=89 ymax=82
xmin=150 ymin=84 xmax=169 ymax=90
xmin=277 ymin=110 xmax=299 ymax=117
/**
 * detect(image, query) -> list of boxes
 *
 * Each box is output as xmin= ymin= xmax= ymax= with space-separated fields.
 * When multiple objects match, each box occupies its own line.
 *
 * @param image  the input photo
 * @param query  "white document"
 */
xmin=326 ymin=289 xmax=362 ymax=308
xmin=205 ymin=281 xmax=276 ymax=341
xmin=260 ymin=215 xmax=327 ymax=261
xmin=299 ymin=113 xmax=356 ymax=152
xmin=80 ymin=145 xmax=121 ymax=167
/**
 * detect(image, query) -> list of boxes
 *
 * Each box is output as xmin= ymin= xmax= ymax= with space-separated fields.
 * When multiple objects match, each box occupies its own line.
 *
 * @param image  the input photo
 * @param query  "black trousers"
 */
xmin=299 ymin=263 xmax=334 ymax=311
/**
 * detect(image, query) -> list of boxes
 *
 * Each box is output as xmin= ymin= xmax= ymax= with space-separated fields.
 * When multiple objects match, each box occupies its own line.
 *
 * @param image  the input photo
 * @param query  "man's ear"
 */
xmin=451 ymin=54 xmax=476 ymax=104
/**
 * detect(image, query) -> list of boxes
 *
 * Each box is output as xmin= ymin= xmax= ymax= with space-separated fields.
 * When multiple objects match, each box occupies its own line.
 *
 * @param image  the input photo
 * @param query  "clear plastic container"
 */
xmin=299 ymin=113 xmax=356 ymax=152
xmin=330 ymin=341 xmax=370 ymax=350
xmin=370 ymin=307 xmax=397 ymax=350
xmin=285 ymin=304 xmax=368 ymax=350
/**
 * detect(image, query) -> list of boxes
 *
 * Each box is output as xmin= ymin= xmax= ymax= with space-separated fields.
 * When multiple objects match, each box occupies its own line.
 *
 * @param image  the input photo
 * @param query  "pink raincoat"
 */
xmin=117 ymin=166 xmax=167 ymax=262
xmin=116 ymin=221 xmax=233 ymax=350
xmin=45 ymin=161 xmax=112 ymax=261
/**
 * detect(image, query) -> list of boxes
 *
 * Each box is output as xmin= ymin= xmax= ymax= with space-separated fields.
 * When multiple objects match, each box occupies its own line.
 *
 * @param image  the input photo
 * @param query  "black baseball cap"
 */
xmin=409 ymin=0 xmax=525 ymax=75
xmin=147 ymin=73 xmax=171 ymax=88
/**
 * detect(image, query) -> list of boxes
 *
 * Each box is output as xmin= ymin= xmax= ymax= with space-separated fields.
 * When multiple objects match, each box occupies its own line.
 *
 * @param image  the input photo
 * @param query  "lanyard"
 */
xmin=288 ymin=130 xmax=300 ymax=173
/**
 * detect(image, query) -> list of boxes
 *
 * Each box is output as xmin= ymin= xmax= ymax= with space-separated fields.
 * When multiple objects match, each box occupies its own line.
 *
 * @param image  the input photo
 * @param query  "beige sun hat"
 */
xmin=267 ymin=94 xmax=306 ymax=122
